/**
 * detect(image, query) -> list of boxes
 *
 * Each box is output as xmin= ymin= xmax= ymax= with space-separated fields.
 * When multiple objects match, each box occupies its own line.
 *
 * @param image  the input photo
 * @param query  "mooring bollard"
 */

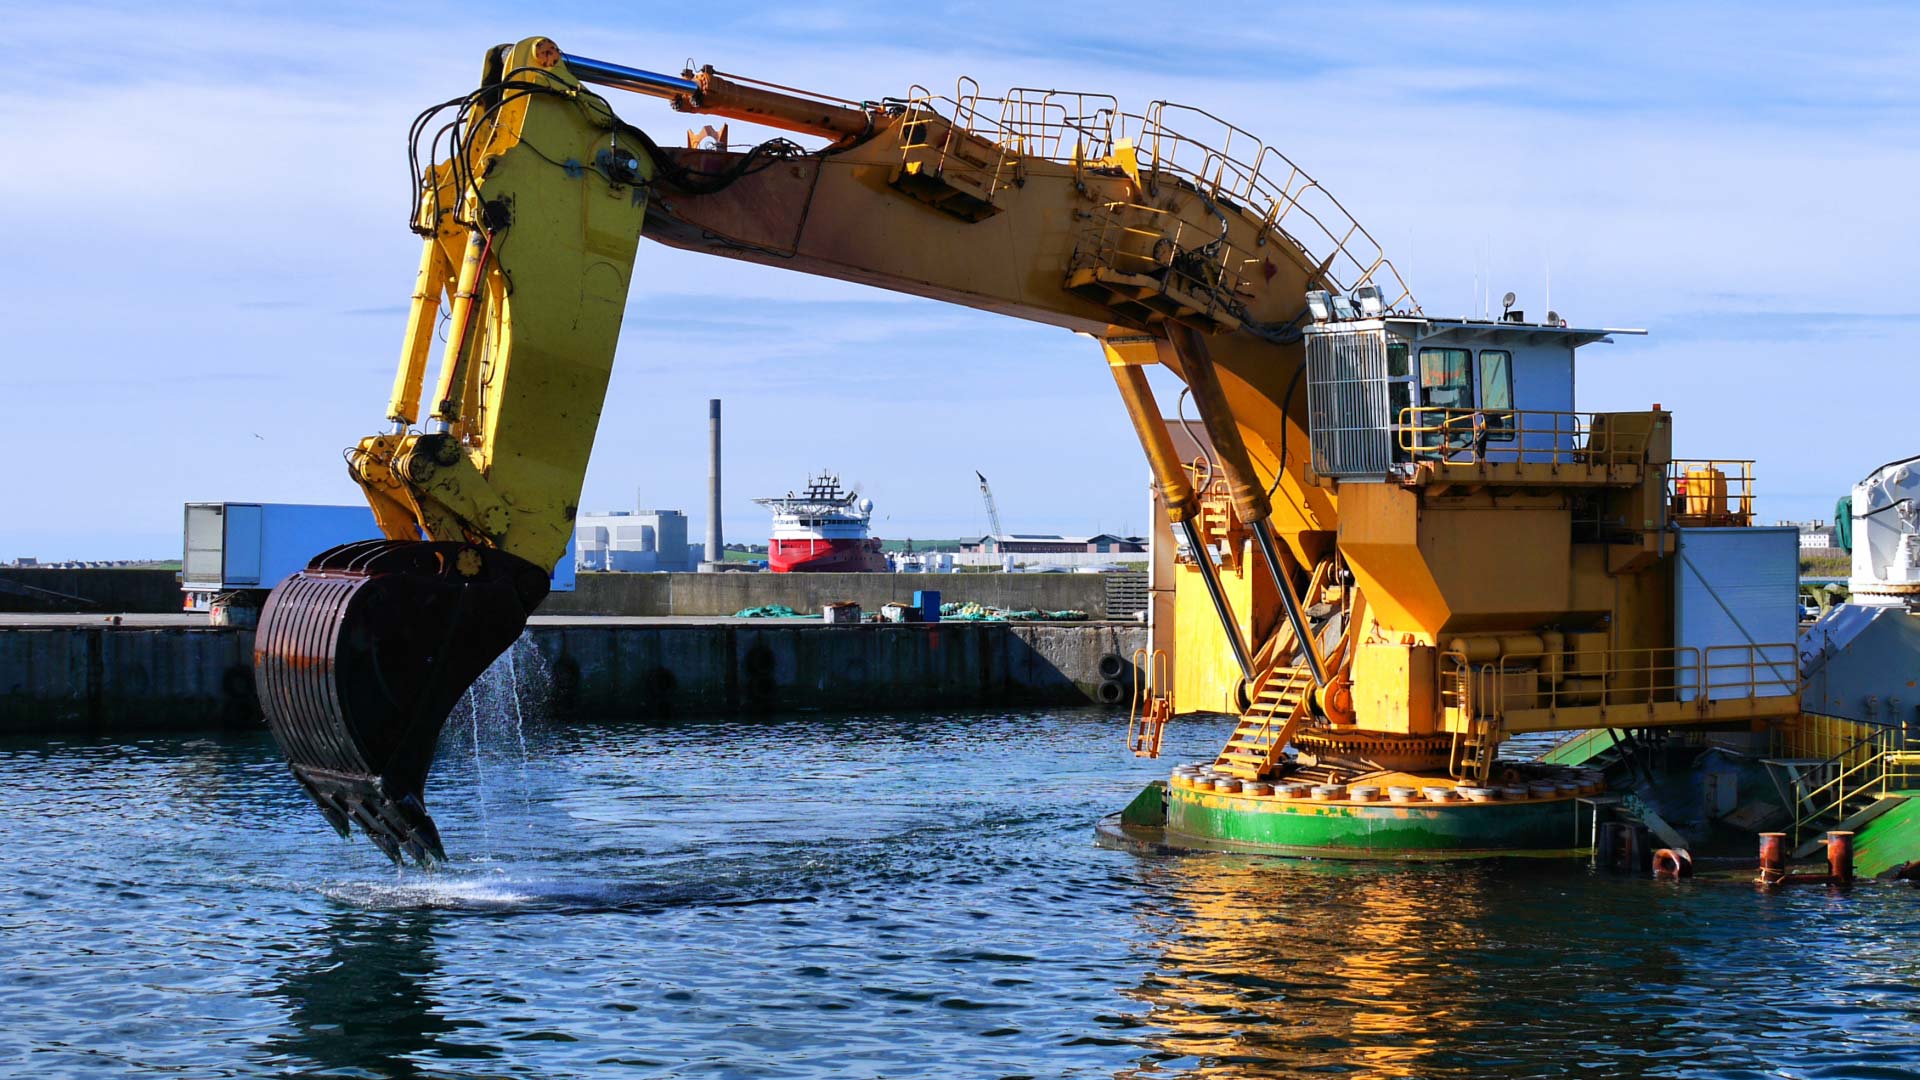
xmin=1623 ymin=823 xmax=1652 ymax=874
xmin=1758 ymin=832 xmax=1788 ymax=886
xmin=1827 ymin=831 xmax=1855 ymax=886
xmin=1596 ymin=820 xmax=1623 ymax=870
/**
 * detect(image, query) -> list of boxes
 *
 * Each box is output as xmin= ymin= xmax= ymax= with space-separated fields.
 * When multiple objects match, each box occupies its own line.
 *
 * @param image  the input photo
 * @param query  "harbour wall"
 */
xmin=540 ymin=621 xmax=1143 ymax=718
xmin=0 ymin=568 xmax=181 ymax=614
xmin=539 ymin=571 xmax=1111 ymax=618
xmin=0 ymin=619 xmax=1146 ymax=735
xmin=0 ymin=568 xmax=1111 ymax=620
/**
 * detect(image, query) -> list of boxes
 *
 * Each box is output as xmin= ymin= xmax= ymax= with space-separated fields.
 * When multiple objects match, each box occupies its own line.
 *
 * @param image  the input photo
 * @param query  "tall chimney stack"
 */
xmin=706 ymin=398 xmax=723 ymax=564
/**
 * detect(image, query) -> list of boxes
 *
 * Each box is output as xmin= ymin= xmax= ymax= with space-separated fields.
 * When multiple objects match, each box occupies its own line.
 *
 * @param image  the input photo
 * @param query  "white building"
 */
xmin=1778 ymin=520 xmax=1837 ymax=551
xmin=576 ymin=509 xmax=700 ymax=572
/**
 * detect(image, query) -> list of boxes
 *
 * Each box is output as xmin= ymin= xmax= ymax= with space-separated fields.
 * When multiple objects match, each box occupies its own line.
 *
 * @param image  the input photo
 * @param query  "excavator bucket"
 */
xmin=253 ymin=539 xmax=551 ymax=865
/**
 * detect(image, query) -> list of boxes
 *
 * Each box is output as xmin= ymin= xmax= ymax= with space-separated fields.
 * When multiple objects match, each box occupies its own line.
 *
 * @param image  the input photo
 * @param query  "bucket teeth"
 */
xmin=254 ymin=539 xmax=549 ymax=866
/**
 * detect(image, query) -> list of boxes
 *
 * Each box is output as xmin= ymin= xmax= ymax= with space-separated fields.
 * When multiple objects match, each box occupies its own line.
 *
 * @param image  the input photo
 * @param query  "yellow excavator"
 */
xmin=258 ymin=37 xmax=1799 ymax=864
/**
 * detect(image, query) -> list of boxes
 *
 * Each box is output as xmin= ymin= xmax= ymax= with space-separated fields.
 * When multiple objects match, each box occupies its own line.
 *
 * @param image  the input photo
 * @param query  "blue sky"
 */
xmin=4 ymin=1 xmax=1916 ymax=559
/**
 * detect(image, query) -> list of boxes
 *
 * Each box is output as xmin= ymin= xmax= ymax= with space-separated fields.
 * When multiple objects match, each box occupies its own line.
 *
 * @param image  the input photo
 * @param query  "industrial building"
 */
xmin=1781 ymin=520 xmax=1840 ymax=550
xmin=575 ymin=508 xmax=701 ymax=572
xmin=963 ymin=534 xmax=1147 ymax=555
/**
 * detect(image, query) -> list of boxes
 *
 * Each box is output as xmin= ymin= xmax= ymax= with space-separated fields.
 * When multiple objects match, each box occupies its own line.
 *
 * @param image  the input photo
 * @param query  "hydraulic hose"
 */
xmin=1104 ymin=346 xmax=1254 ymax=684
xmin=1166 ymin=324 xmax=1327 ymax=687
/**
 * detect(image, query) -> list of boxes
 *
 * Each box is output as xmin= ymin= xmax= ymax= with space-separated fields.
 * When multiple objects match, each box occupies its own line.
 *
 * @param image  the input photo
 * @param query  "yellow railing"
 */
xmin=1443 ymin=642 xmax=1797 ymax=720
xmin=1128 ymin=647 xmax=1173 ymax=759
xmin=1131 ymin=101 xmax=1415 ymax=310
xmin=1074 ymin=199 xmax=1261 ymax=325
xmin=1395 ymin=408 xmax=1654 ymax=469
xmin=889 ymin=82 xmax=1415 ymax=309
xmin=1772 ymin=716 xmax=1920 ymax=846
xmin=1669 ymin=459 xmax=1755 ymax=527
xmin=896 ymin=82 xmax=1023 ymax=205
xmin=1701 ymin=643 xmax=1800 ymax=701
xmin=1779 ymin=711 xmax=1884 ymax=763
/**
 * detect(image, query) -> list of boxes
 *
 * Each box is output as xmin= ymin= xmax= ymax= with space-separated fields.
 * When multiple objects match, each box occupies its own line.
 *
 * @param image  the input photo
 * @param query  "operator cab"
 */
xmin=1301 ymin=285 xmax=1636 ymax=479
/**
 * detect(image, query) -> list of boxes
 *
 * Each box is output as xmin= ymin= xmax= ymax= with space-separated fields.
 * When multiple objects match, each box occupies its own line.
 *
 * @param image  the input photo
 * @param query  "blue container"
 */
xmin=914 ymin=589 xmax=942 ymax=623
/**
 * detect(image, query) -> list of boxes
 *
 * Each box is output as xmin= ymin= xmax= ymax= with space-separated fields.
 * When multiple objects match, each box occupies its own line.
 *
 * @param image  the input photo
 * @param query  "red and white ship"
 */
xmin=755 ymin=472 xmax=887 ymax=573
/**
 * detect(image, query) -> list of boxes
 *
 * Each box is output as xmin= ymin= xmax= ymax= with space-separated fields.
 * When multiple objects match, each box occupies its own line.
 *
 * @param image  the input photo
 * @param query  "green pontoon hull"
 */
xmin=1107 ymin=779 xmax=1589 ymax=860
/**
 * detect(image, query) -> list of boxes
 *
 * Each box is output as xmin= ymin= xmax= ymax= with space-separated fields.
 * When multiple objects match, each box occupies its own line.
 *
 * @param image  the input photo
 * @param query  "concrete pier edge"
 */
xmin=0 ymin=616 xmax=1147 ymax=734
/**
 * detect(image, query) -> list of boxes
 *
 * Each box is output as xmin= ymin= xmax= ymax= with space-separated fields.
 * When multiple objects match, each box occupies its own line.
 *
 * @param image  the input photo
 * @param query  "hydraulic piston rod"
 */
xmin=560 ymin=53 xmax=700 ymax=97
xmin=1103 ymin=339 xmax=1255 ymax=685
xmin=1166 ymin=326 xmax=1327 ymax=687
xmin=562 ymin=53 xmax=874 ymax=141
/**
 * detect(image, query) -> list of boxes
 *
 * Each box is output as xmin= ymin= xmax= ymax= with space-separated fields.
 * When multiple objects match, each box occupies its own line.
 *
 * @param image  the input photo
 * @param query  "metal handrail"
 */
xmin=1782 ymin=717 xmax=1920 ymax=845
xmin=1128 ymin=646 xmax=1172 ymax=758
xmin=1074 ymin=199 xmax=1254 ymax=320
xmin=1791 ymin=730 xmax=1886 ymax=845
xmin=1669 ymin=459 xmax=1756 ymax=526
xmin=893 ymin=84 xmax=1416 ymax=310
xmin=1701 ymin=643 xmax=1799 ymax=700
xmin=1395 ymin=407 xmax=1653 ymax=469
xmin=1442 ymin=642 xmax=1798 ymax=720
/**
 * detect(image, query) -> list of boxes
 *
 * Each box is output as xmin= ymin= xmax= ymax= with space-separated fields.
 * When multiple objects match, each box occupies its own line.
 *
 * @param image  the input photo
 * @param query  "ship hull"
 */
xmin=769 ymin=538 xmax=887 ymax=573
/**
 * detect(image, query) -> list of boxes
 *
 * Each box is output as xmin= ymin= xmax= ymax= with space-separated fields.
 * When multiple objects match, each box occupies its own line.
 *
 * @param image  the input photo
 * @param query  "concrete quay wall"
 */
xmin=536 ymin=621 xmax=1145 ymax=719
xmin=540 ymin=572 xmax=1109 ymax=619
xmin=0 ymin=568 xmax=182 ymax=614
xmin=0 ymin=618 xmax=1145 ymax=734
xmin=0 ymin=624 xmax=259 ymax=732
xmin=1 ymin=568 xmax=1111 ymax=621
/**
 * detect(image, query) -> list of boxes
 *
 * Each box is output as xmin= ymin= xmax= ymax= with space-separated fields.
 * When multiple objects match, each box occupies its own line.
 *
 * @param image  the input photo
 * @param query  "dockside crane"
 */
xmin=975 ymin=471 xmax=1005 ymax=545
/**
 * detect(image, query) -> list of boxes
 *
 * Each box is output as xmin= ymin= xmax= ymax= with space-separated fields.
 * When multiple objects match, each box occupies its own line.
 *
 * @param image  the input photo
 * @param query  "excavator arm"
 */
xmin=255 ymin=36 xmax=1412 ymax=864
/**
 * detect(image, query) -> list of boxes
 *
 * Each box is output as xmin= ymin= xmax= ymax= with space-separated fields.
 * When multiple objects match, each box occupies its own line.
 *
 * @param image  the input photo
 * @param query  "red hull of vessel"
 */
xmin=769 ymin=538 xmax=887 ymax=573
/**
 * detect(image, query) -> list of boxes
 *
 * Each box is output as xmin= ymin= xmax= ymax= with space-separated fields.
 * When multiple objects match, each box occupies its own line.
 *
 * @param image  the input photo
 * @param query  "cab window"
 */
xmin=1387 ymin=343 xmax=1413 ymax=426
xmin=1418 ymin=347 xmax=1472 ymax=409
xmin=1477 ymin=349 xmax=1515 ymax=441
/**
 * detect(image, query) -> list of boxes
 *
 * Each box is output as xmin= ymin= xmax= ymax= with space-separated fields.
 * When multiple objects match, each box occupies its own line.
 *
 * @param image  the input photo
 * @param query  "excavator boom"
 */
xmin=255 ymin=36 xmax=1410 ymax=864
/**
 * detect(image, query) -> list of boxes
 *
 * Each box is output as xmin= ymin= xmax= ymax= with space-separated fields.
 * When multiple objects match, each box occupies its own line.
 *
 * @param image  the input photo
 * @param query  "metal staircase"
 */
xmin=1766 ymin=720 xmax=1920 ymax=851
xmin=1213 ymin=557 xmax=1338 ymax=781
xmin=1542 ymin=727 xmax=1663 ymax=784
xmin=1193 ymin=485 xmax=1242 ymax=571
xmin=1217 ymin=665 xmax=1315 ymax=780
xmin=1451 ymin=707 xmax=1500 ymax=786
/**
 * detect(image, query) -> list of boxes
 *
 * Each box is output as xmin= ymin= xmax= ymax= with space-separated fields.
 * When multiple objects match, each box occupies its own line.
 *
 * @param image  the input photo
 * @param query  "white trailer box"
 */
xmin=183 ymin=502 xmax=574 ymax=601
xmin=1675 ymin=526 xmax=1799 ymax=701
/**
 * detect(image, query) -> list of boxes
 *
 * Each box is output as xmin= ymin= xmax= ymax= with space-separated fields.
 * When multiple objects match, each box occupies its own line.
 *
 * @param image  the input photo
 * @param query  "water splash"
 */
xmin=446 ymin=635 xmax=554 ymax=847
xmin=504 ymin=646 xmax=532 ymax=799
xmin=466 ymin=696 xmax=490 ymax=844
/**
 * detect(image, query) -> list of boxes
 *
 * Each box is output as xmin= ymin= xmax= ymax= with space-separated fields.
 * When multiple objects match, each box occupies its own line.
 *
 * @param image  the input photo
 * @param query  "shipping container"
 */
xmin=182 ymin=502 xmax=574 ymax=601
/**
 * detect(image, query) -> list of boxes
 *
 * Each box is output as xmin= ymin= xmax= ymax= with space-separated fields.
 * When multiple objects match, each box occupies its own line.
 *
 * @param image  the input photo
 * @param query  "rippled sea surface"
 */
xmin=4 ymin=704 xmax=1920 ymax=1079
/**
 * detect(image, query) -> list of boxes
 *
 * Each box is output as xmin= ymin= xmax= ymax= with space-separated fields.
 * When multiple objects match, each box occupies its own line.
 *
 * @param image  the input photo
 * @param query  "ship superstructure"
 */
xmin=755 ymin=473 xmax=887 ymax=573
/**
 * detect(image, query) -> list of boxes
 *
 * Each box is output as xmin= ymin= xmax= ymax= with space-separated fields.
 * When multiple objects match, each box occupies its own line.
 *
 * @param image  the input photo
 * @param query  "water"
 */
xmin=3 ymin=707 xmax=1920 ymax=1079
